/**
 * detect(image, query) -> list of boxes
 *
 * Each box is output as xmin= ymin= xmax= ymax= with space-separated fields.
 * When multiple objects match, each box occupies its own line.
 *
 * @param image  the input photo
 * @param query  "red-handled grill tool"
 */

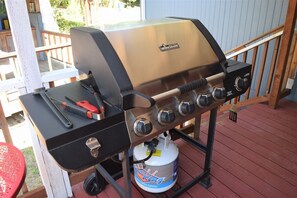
xmin=51 ymin=97 xmax=102 ymax=120
xmin=65 ymin=96 xmax=98 ymax=113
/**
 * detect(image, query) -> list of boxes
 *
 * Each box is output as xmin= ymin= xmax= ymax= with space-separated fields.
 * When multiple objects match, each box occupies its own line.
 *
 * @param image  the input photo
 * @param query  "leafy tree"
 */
xmin=119 ymin=0 xmax=140 ymax=7
xmin=50 ymin=0 xmax=70 ymax=8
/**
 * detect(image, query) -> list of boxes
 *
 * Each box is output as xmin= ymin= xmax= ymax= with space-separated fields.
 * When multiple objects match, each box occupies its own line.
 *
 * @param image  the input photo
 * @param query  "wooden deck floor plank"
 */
xmin=72 ymin=182 xmax=109 ymax=198
xmin=182 ymin=134 xmax=290 ymax=198
xmin=247 ymin=102 xmax=297 ymax=122
xmin=198 ymin=128 xmax=297 ymax=197
xmin=229 ymin=117 xmax=297 ymax=154
xmin=218 ymin=123 xmax=297 ymax=173
xmin=247 ymin=104 xmax=297 ymax=130
xmin=238 ymin=112 xmax=297 ymax=145
xmin=131 ymin=160 xmax=205 ymax=198
xmin=102 ymin=176 xmax=144 ymax=198
xmin=235 ymin=112 xmax=297 ymax=146
xmin=215 ymin=124 xmax=297 ymax=174
xmin=238 ymin=110 xmax=297 ymax=141
xmin=131 ymin=176 xmax=160 ymax=198
xmin=177 ymin=150 xmax=238 ymax=197
xmin=176 ymin=140 xmax=264 ymax=198
xmin=219 ymin=118 xmax=297 ymax=164
xmin=201 ymin=125 xmax=297 ymax=187
xmin=212 ymin=152 xmax=287 ymax=197
xmin=278 ymin=100 xmax=297 ymax=112
xmin=241 ymin=110 xmax=297 ymax=139
xmin=174 ymin=168 xmax=215 ymax=198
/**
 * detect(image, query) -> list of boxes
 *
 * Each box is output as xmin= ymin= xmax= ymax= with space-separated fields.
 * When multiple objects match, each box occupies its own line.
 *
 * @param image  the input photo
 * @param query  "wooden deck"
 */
xmin=72 ymin=99 xmax=297 ymax=197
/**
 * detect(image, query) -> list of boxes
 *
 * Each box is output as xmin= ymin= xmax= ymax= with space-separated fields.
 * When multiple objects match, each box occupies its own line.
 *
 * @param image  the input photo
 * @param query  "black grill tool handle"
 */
xmin=41 ymin=92 xmax=73 ymax=128
xmin=93 ymin=91 xmax=105 ymax=113
xmin=80 ymin=82 xmax=105 ymax=115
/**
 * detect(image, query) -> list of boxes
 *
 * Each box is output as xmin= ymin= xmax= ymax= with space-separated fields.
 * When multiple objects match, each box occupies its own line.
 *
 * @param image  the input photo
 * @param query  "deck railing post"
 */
xmin=0 ymin=100 xmax=13 ymax=144
xmin=269 ymin=0 xmax=297 ymax=109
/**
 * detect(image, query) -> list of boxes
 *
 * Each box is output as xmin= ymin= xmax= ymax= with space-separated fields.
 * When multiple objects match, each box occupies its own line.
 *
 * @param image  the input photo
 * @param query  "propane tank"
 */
xmin=133 ymin=131 xmax=179 ymax=193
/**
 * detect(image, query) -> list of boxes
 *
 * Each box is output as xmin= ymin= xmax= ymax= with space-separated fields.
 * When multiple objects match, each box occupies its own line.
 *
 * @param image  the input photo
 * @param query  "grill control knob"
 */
xmin=235 ymin=77 xmax=249 ymax=91
xmin=158 ymin=109 xmax=175 ymax=125
xmin=197 ymin=93 xmax=212 ymax=108
xmin=212 ymin=87 xmax=226 ymax=100
xmin=178 ymin=101 xmax=195 ymax=116
xmin=134 ymin=119 xmax=152 ymax=136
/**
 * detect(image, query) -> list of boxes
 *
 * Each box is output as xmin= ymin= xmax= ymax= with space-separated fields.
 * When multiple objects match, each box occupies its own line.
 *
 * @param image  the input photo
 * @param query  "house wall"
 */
xmin=144 ymin=0 xmax=297 ymax=102
xmin=144 ymin=0 xmax=288 ymax=51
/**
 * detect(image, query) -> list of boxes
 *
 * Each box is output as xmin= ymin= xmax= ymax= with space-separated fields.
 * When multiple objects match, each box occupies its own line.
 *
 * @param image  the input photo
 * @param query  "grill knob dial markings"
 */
xmin=197 ymin=93 xmax=212 ymax=108
xmin=212 ymin=87 xmax=226 ymax=100
xmin=235 ymin=77 xmax=249 ymax=91
xmin=158 ymin=109 xmax=175 ymax=125
xmin=178 ymin=101 xmax=195 ymax=116
xmin=134 ymin=119 xmax=152 ymax=136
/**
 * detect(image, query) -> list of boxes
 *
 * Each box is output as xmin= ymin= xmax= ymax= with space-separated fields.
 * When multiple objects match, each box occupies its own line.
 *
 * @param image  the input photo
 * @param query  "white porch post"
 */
xmin=140 ymin=0 xmax=146 ymax=20
xmin=39 ymin=0 xmax=60 ymax=31
xmin=4 ymin=0 xmax=72 ymax=197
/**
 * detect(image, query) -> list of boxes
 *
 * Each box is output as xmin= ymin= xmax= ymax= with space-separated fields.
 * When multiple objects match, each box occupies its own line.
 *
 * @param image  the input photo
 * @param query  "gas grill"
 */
xmin=20 ymin=17 xmax=251 ymax=197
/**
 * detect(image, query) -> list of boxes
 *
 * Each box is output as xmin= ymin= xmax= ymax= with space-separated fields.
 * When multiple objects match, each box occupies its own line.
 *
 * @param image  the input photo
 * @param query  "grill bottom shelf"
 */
xmin=81 ymin=108 xmax=218 ymax=198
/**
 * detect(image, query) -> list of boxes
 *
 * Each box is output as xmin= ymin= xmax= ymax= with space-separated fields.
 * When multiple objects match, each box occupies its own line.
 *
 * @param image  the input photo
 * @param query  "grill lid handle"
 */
xmin=152 ymin=72 xmax=226 ymax=102
xmin=178 ymin=78 xmax=208 ymax=94
xmin=122 ymin=90 xmax=155 ymax=110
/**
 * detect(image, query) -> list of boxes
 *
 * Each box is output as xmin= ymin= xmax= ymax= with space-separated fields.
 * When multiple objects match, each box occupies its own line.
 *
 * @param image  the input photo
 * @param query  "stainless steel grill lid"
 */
xmin=102 ymin=18 xmax=219 ymax=87
xmin=71 ymin=18 xmax=226 ymax=109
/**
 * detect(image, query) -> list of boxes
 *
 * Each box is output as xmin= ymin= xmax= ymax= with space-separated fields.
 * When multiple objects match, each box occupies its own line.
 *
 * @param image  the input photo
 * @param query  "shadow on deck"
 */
xmin=72 ymin=99 xmax=297 ymax=197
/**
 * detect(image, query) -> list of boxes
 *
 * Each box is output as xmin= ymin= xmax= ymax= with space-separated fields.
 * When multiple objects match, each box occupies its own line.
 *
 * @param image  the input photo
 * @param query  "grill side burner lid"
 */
xmin=71 ymin=18 xmax=226 ymax=109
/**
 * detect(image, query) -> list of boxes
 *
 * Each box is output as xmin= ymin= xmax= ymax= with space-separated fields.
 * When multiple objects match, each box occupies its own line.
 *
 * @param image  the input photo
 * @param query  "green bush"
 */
xmin=119 ymin=0 xmax=140 ymax=7
xmin=55 ymin=12 xmax=85 ymax=33
xmin=50 ymin=0 xmax=69 ymax=8
xmin=57 ymin=18 xmax=85 ymax=33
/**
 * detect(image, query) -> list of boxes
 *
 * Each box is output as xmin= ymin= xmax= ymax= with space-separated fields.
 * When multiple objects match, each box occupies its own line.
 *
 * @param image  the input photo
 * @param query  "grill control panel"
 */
xmin=224 ymin=60 xmax=252 ymax=101
xmin=125 ymin=61 xmax=251 ymax=146
xmin=125 ymin=84 xmax=226 ymax=146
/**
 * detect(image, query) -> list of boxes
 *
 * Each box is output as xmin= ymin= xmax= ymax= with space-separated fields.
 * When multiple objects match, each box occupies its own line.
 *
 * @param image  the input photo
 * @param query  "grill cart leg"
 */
xmin=170 ymin=107 xmax=218 ymax=196
xmin=95 ymin=149 xmax=132 ymax=198
xmin=200 ymin=107 xmax=218 ymax=188
xmin=193 ymin=114 xmax=201 ymax=139
xmin=122 ymin=149 xmax=132 ymax=198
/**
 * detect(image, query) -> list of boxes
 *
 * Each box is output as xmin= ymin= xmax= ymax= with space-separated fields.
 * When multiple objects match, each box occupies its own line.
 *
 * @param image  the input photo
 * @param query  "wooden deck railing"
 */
xmin=221 ymin=25 xmax=297 ymax=111
xmin=41 ymin=30 xmax=73 ymax=69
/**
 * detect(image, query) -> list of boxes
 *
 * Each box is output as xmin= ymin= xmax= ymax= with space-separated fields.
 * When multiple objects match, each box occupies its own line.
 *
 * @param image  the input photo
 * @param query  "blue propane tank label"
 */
xmin=134 ymin=158 xmax=178 ymax=190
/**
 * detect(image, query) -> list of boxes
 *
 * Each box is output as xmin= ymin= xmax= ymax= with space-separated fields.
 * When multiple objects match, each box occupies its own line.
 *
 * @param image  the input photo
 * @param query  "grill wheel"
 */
xmin=83 ymin=172 xmax=106 ymax=196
